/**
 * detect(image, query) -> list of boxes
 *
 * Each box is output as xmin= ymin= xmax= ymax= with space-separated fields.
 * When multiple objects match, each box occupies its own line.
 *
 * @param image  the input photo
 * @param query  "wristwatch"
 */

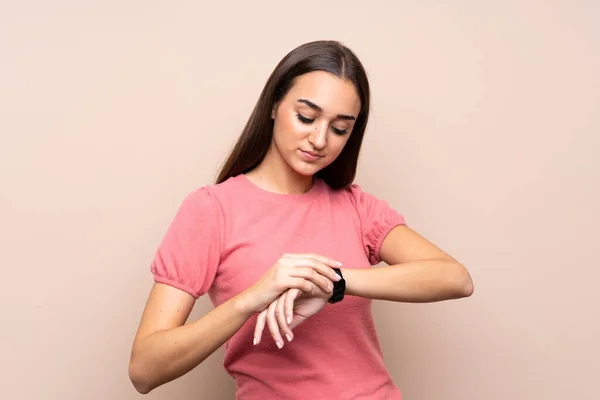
xmin=328 ymin=268 xmax=346 ymax=304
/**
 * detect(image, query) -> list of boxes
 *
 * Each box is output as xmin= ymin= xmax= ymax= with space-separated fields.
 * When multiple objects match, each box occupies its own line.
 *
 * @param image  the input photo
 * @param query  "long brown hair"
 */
xmin=215 ymin=40 xmax=370 ymax=189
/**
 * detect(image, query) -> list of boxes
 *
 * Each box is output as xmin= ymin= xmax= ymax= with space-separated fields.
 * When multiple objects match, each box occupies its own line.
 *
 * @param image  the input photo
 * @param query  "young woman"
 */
xmin=129 ymin=40 xmax=474 ymax=399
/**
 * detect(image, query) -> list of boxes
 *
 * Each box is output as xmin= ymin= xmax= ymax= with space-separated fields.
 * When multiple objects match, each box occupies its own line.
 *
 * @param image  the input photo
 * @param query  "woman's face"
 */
xmin=271 ymin=71 xmax=362 ymax=178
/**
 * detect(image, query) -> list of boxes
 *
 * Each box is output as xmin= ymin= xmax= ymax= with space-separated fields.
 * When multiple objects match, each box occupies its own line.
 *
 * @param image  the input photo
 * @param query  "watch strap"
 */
xmin=328 ymin=268 xmax=346 ymax=304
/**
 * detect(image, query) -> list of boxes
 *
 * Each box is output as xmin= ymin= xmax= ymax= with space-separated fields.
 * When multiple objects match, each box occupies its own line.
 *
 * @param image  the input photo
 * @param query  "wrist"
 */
xmin=231 ymin=291 xmax=257 ymax=318
xmin=338 ymin=268 xmax=363 ymax=297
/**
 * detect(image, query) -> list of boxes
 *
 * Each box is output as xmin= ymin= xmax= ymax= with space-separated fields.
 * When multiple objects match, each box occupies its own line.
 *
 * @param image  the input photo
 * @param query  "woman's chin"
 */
xmin=292 ymin=168 xmax=318 ymax=177
xmin=287 ymin=167 xmax=316 ymax=178
xmin=289 ymin=160 xmax=325 ymax=177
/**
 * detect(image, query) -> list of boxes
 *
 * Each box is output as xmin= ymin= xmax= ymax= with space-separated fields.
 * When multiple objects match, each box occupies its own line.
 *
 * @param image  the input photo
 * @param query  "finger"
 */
xmin=276 ymin=293 xmax=294 ymax=343
xmin=287 ymin=266 xmax=333 ymax=294
xmin=266 ymin=301 xmax=284 ymax=349
xmin=286 ymin=276 xmax=321 ymax=296
xmin=282 ymin=253 xmax=343 ymax=269
xmin=285 ymin=289 xmax=300 ymax=325
xmin=282 ymin=257 xmax=342 ymax=283
xmin=310 ymin=282 xmax=331 ymax=299
xmin=254 ymin=310 xmax=267 ymax=346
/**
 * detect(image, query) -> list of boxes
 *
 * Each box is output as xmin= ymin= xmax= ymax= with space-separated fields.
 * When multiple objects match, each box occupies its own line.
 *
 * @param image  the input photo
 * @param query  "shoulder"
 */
xmin=330 ymin=181 xmax=405 ymax=225
xmin=178 ymin=185 xmax=219 ymax=214
xmin=180 ymin=175 xmax=244 ymax=211
xmin=329 ymin=182 xmax=384 ymax=211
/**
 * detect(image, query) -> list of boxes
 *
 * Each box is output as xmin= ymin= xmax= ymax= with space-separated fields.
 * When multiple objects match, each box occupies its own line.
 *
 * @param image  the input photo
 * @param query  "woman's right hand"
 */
xmin=237 ymin=253 xmax=342 ymax=315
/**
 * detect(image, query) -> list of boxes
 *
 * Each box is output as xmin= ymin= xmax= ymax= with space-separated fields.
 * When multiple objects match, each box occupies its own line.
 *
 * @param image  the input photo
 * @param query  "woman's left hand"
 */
xmin=252 ymin=283 xmax=330 ymax=349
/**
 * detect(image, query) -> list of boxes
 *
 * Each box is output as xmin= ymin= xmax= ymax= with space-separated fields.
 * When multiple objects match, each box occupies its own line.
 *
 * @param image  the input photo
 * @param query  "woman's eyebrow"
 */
xmin=297 ymin=98 xmax=356 ymax=121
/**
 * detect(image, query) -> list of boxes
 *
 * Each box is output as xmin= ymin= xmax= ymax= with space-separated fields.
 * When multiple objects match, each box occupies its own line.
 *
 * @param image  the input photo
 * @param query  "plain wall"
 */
xmin=1 ymin=1 xmax=598 ymax=399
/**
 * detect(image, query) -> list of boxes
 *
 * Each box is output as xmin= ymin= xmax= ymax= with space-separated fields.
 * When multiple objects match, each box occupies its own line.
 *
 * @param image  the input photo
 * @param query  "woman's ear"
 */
xmin=271 ymin=103 xmax=278 ymax=119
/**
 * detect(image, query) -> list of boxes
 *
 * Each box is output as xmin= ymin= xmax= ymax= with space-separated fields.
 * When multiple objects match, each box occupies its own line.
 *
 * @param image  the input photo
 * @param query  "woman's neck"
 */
xmin=245 ymin=148 xmax=313 ymax=195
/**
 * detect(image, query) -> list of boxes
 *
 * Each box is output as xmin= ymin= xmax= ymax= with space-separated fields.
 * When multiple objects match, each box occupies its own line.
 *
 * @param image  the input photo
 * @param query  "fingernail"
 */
xmin=335 ymin=273 xmax=342 ymax=281
xmin=276 ymin=341 xmax=283 ymax=349
xmin=253 ymin=338 xmax=257 ymax=346
xmin=328 ymin=284 xmax=333 ymax=292
xmin=336 ymin=261 xmax=343 ymax=267
xmin=286 ymin=334 xmax=293 ymax=342
xmin=287 ymin=316 xmax=292 ymax=324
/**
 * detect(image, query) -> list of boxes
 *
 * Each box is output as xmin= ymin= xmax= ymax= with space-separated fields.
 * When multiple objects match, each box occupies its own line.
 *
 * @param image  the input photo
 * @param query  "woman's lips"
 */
xmin=299 ymin=149 xmax=323 ymax=162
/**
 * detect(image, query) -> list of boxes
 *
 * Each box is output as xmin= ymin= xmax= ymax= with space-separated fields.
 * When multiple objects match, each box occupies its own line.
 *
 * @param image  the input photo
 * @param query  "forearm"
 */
xmin=129 ymin=295 xmax=253 ymax=394
xmin=342 ymin=259 xmax=473 ymax=303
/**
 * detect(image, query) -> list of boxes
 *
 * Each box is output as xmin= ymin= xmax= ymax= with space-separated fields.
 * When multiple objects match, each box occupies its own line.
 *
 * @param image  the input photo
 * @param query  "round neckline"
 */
xmin=235 ymin=173 xmax=325 ymax=203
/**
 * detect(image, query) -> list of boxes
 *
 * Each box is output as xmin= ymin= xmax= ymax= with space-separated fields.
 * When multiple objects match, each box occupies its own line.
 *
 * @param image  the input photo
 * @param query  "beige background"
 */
xmin=1 ymin=1 xmax=599 ymax=399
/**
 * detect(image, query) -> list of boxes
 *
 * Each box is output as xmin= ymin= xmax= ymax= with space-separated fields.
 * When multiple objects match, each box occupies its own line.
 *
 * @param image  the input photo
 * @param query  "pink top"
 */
xmin=151 ymin=174 xmax=406 ymax=399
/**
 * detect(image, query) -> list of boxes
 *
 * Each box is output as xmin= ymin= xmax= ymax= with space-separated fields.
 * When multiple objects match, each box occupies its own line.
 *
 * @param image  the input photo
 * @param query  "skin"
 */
xmin=128 ymin=70 xmax=474 ymax=393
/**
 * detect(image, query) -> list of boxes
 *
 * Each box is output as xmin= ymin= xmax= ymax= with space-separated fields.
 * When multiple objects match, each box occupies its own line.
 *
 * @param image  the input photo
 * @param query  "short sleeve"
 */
xmin=348 ymin=184 xmax=407 ymax=265
xmin=150 ymin=187 xmax=222 ymax=298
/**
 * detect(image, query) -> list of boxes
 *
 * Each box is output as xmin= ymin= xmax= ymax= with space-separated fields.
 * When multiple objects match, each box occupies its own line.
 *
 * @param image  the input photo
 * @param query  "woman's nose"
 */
xmin=308 ymin=124 xmax=327 ymax=149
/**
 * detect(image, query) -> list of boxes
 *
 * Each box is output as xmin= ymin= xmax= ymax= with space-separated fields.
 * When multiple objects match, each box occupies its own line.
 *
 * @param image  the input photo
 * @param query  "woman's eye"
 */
xmin=297 ymin=112 xmax=348 ymax=135
xmin=332 ymin=127 xmax=348 ymax=135
xmin=296 ymin=113 xmax=314 ymax=124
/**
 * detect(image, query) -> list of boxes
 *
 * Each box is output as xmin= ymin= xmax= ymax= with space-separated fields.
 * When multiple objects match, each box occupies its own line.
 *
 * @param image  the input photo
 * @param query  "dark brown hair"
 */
xmin=215 ymin=40 xmax=370 ymax=189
